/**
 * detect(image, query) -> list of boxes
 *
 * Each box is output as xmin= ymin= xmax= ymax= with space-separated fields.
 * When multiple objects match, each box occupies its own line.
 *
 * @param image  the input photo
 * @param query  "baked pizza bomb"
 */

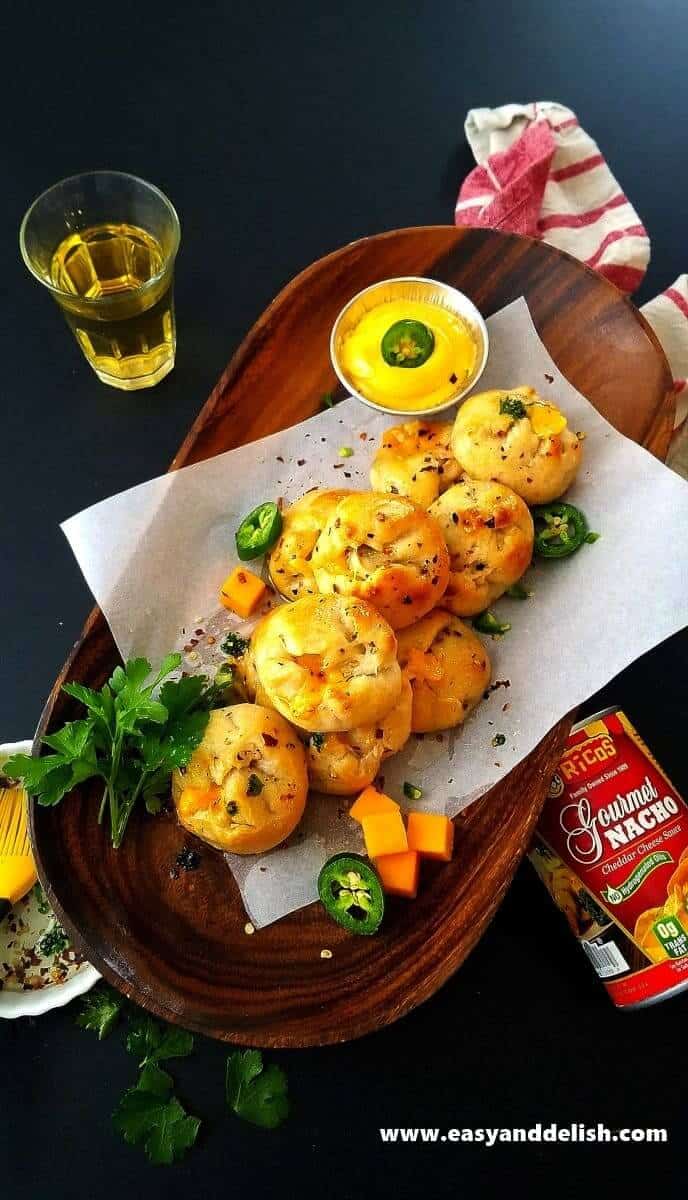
xmin=311 ymin=491 xmax=450 ymax=629
xmin=396 ymin=609 xmax=491 ymax=733
xmin=429 ymin=479 xmax=534 ymax=616
xmin=369 ymin=419 xmax=462 ymax=508
xmin=305 ymin=675 xmax=413 ymax=795
xmin=451 ymin=386 xmax=582 ymax=505
xmin=251 ymin=593 xmax=402 ymax=732
xmin=229 ymin=642 xmax=269 ymax=706
xmin=268 ymin=488 xmax=351 ymax=601
xmin=172 ymin=704 xmax=308 ymax=854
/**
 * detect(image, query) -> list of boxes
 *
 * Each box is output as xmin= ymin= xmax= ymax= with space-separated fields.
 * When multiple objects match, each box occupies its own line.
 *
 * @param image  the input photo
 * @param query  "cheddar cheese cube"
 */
xmin=406 ymin=811 xmax=454 ymax=862
xmin=220 ymin=566 xmax=266 ymax=617
xmin=349 ymin=786 xmax=400 ymax=823
xmin=375 ymin=850 xmax=420 ymax=898
xmin=361 ymin=809 xmax=408 ymax=859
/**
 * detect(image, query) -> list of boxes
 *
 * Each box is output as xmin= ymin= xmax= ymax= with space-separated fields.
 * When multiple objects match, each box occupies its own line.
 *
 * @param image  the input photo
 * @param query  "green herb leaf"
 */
xmin=113 ymin=1076 xmax=200 ymax=1165
xmin=158 ymin=674 xmax=207 ymax=720
xmin=309 ymin=732 xmax=325 ymax=752
xmin=9 ymin=652 xmax=212 ymax=849
xmin=76 ymin=985 xmax=123 ymax=1040
xmin=499 ymin=396 xmax=527 ymax=420
xmin=338 ymin=446 xmax=353 ymax=458
xmin=138 ymin=1063 xmax=174 ymax=1096
xmin=321 ymin=392 xmax=337 ymax=409
xmin=126 ymin=1015 xmax=194 ymax=1068
xmin=42 ymin=718 xmax=94 ymax=759
xmin=584 ymin=531 xmax=601 ymax=544
xmin=4 ymin=752 xmax=66 ymax=791
xmin=226 ymin=1049 xmax=289 ymax=1129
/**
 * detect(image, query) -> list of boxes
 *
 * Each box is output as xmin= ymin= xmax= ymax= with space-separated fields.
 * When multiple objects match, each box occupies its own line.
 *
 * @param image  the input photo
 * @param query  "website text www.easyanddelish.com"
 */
xmin=379 ymin=1123 xmax=667 ymax=1146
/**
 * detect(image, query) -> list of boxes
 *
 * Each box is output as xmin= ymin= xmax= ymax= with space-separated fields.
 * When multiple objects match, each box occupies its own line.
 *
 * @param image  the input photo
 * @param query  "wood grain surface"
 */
xmin=31 ymin=226 xmax=674 ymax=1047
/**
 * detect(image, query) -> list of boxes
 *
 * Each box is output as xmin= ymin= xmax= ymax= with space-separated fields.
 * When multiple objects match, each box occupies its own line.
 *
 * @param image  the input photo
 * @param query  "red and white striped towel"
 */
xmin=455 ymin=101 xmax=688 ymax=474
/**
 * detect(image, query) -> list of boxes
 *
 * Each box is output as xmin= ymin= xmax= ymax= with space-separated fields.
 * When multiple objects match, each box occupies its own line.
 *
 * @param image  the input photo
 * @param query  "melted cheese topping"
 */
xmin=340 ymin=299 xmax=478 ymax=411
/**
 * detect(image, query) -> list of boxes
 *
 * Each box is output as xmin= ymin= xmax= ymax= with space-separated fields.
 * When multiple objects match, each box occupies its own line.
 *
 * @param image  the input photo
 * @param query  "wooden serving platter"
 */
xmin=31 ymin=227 xmax=674 ymax=1047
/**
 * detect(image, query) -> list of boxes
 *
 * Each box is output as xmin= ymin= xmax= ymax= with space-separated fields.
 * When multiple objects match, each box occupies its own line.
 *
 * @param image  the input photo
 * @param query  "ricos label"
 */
xmin=529 ymin=708 xmax=688 ymax=1009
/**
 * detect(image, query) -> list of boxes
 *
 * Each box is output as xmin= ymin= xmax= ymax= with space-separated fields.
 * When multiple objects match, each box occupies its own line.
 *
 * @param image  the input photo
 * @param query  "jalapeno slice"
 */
xmin=532 ymin=502 xmax=589 ymax=559
xmin=317 ymin=853 xmax=385 ymax=935
xmin=235 ymin=502 xmax=282 ymax=561
xmin=381 ymin=319 xmax=435 ymax=368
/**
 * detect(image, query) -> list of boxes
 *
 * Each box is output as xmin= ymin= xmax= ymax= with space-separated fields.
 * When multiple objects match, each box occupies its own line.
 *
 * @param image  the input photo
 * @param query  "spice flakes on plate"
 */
xmin=0 ymin=883 xmax=85 ymax=992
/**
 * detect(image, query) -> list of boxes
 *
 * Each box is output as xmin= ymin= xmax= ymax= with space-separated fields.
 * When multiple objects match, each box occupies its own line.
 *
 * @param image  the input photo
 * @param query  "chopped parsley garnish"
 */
xmin=309 ymin=732 xmax=325 ymax=751
xmin=247 ymin=773 xmax=263 ymax=796
xmin=226 ymin=1049 xmax=290 ymax=1129
xmin=221 ymin=632 xmax=249 ymax=657
xmin=499 ymin=396 xmax=527 ymax=420
xmin=491 ymin=733 xmax=507 ymax=748
xmin=37 ymin=922 xmax=69 ymax=958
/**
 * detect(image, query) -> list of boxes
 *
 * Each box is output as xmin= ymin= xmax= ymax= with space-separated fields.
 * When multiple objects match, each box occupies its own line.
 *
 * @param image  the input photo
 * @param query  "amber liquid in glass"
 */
xmin=50 ymin=222 xmax=175 ymax=389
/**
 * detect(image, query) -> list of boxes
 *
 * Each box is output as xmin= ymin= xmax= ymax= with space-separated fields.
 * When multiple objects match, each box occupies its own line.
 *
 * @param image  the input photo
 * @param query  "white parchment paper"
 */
xmin=62 ymin=299 xmax=688 ymax=926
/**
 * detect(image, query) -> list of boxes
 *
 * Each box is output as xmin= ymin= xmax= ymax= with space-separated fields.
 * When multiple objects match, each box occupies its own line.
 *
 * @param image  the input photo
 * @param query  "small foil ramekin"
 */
xmin=330 ymin=276 xmax=489 ymax=417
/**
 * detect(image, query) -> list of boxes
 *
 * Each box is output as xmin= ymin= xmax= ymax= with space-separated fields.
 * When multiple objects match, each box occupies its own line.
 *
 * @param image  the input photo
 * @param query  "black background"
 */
xmin=2 ymin=1 xmax=687 ymax=1194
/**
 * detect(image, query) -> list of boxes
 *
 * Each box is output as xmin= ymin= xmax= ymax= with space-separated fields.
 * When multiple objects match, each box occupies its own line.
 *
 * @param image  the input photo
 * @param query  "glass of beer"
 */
xmin=20 ymin=171 xmax=180 ymax=390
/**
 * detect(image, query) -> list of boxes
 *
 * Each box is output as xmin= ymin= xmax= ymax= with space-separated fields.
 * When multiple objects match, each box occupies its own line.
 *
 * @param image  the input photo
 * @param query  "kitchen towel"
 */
xmin=454 ymin=100 xmax=688 ymax=475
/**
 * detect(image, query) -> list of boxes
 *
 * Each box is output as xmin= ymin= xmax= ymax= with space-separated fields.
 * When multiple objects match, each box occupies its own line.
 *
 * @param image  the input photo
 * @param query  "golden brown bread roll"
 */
xmin=268 ymin=488 xmax=352 ymax=601
xmin=369 ymin=419 xmax=462 ymax=508
xmin=451 ymin=387 xmax=582 ymax=504
xmin=305 ymin=675 xmax=413 ymax=794
xmin=310 ymin=491 xmax=450 ymax=629
xmin=429 ymin=479 xmax=533 ymax=616
xmin=172 ymin=704 xmax=308 ymax=854
xmin=396 ymin=609 xmax=491 ymax=733
xmin=251 ymin=593 xmax=402 ymax=732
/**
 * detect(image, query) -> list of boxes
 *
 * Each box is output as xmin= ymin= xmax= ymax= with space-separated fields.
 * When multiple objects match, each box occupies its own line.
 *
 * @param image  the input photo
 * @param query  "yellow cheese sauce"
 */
xmin=340 ymin=299 xmax=479 ymax=412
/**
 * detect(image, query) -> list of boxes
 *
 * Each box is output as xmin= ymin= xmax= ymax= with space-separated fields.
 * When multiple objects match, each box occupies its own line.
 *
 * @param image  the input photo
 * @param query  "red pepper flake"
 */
xmin=359 ymin=431 xmax=368 ymax=440
xmin=238 ymin=571 xmax=247 ymax=584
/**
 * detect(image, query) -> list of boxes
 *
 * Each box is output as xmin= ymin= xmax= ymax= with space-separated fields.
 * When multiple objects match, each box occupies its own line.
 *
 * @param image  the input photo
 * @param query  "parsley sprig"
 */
xmin=5 ymin=654 xmax=214 ymax=848
xmin=75 ymin=988 xmax=289 ymax=1161
xmin=226 ymin=1049 xmax=290 ymax=1129
xmin=76 ymin=984 xmax=124 ymax=1040
xmin=113 ymin=1061 xmax=201 ymax=1166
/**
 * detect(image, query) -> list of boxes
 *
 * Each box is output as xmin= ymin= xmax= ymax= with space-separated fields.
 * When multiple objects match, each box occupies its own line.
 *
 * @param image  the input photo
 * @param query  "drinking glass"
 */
xmin=20 ymin=171 xmax=180 ymax=390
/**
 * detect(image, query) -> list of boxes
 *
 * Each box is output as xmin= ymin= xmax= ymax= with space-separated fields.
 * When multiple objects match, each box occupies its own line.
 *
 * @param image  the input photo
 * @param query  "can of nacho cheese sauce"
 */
xmin=529 ymin=707 xmax=688 ymax=1009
